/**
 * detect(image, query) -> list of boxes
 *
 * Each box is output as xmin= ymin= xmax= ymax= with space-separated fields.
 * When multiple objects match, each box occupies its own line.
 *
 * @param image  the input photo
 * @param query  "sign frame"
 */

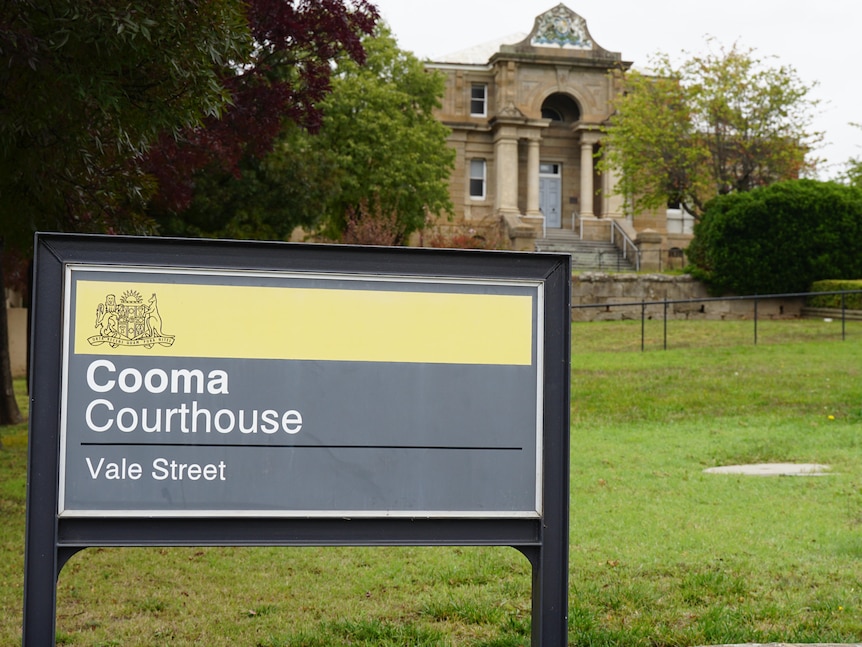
xmin=23 ymin=233 xmax=571 ymax=646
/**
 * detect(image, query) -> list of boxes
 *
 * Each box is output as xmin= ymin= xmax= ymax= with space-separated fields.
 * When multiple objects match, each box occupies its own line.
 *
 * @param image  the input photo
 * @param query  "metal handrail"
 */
xmin=609 ymin=219 xmax=640 ymax=271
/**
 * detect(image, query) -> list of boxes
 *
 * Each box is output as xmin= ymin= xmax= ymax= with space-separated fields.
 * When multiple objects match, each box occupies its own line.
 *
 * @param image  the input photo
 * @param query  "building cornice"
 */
xmin=425 ymin=62 xmax=494 ymax=73
xmin=490 ymin=51 xmax=631 ymax=72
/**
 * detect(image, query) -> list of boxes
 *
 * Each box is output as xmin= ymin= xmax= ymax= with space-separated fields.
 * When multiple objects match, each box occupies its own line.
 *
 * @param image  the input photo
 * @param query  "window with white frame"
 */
xmin=469 ymin=159 xmax=486 ymax=199
xmin=666 ymin=201 xmax=696 ymax=235
xmin=470 ymin=84 xmax=487 ymax=117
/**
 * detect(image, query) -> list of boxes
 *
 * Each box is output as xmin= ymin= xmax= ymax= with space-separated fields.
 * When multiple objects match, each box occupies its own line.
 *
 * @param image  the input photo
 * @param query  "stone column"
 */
xmin=576 ymin=128 xmax=603 ymax=219
xmin=579 ymin=139 xmax=595 ymax=218
xmin=526 ymin=136 xmax=541 ymax=218
xmin=493 ymin=126 xmax=520 ymax=216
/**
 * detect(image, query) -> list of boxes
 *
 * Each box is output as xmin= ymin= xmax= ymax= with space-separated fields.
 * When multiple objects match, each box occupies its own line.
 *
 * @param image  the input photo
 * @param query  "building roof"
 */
xmin=431 ymin=33 xmax=527 ymax=65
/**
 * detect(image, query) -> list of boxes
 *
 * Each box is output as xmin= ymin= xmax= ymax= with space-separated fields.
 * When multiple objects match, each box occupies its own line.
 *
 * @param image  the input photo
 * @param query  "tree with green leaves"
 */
xmin=0 ymin=0 xmax=377 ymax=246
xmin=0 ymin=1 xmax=379 ymax=426
xmin=847 ymin=160 xmax=862 ymax=189
xmin=843 ymin=124 xmax=862 ymax=189
xmin=317 ymin=23 xmax=454 ymax=242
xmin=159 ymin=23 xmax=455 ymax=245
xmin=0 ymin=1 xmax=252 ymax=427
xmin=145 ymin=0 xmax=378 ymax=216
xmin=601 ymin=41 xmax=822 ymax=219
xmin=154 ymin=121 xmax=342 ymax=240
xmin=0 ymin=1 xmax=252 ymax=248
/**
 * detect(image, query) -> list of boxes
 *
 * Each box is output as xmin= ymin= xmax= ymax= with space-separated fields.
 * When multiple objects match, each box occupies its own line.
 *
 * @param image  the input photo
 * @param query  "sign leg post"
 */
xmin=520 ymin=541 xmax=568 ymax=646
xmin=22 ymin=489 xmax=60 ymax=646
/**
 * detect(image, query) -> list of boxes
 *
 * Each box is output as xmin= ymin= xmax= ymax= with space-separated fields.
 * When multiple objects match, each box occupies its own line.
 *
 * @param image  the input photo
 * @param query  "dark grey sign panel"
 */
xmin=59 ymin=267 xmax=543 ymax=517
xmin=62 ymin=357 xmax=540 ymax=516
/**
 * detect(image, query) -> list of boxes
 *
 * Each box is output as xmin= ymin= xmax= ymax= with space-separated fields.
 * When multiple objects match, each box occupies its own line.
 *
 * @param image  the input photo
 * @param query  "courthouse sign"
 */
xmin=24 ymin=234 xmax=571 ymax=646
xmin=62 ymin=264 xmax=542 ymax=517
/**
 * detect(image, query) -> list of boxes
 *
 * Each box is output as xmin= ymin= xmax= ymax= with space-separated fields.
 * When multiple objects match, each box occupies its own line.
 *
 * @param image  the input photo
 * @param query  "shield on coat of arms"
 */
xmin=118 ymin=302 xmax=147 ymax=341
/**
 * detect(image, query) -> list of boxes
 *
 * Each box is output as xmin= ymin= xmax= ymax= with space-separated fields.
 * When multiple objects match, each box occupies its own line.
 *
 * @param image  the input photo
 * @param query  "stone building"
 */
xmin=425 ymin=4 xmax=693 ymax=268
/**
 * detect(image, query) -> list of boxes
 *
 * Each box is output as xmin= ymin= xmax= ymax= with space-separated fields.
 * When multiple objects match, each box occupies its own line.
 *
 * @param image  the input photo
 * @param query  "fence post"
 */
xmin=663 ymin=297 xmax=668 ymax=350
xmin=842 ymin=292 xmax=846 ymax=341
xmin=641 ymin=301 xmax=646 ymax=352
xmin=753 ymin=296 xmax=758 ymax=345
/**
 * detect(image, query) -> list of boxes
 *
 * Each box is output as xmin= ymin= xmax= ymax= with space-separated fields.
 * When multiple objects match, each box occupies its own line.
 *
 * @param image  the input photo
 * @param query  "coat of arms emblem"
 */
xmin=88 ymin=290 xmax=175 ymax=348
xmin=531 ymin=6 xmax=592 ymax=50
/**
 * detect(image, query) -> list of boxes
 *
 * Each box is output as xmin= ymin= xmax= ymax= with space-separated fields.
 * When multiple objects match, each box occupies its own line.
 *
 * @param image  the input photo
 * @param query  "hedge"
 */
xmin=686 ymin=180 xmax=862 ymax=295
xmin=808 ymin=279 xmax=862 ymax=310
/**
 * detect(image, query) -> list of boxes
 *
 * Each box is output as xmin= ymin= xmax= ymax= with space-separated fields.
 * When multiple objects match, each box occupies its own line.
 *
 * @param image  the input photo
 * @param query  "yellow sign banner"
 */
xmin=74 ymin=280 xmax=533 ymax=365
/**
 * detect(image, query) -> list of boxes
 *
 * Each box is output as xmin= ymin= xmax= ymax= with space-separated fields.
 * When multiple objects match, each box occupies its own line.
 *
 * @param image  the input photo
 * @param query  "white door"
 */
xmin=539 ymin=163 xmax=561 ymax=228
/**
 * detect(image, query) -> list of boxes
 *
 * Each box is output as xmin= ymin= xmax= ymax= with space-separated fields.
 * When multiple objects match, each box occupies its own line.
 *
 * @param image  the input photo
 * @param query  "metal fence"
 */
xmin=571 ymin=289 xmax=862 ymax=351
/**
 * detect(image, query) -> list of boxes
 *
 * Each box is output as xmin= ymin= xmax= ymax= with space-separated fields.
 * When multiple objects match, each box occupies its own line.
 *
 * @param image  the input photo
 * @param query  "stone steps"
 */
xmin=535 ymin=232 xmax=636 ymax=272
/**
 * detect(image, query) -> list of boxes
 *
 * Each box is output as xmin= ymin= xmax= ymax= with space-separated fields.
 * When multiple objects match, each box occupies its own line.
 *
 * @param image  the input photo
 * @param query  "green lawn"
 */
xmin=2 ymin=320 xmax=862 ymax=645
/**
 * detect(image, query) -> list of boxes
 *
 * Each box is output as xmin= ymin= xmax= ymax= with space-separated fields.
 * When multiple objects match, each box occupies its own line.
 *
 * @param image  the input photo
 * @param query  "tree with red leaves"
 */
xmin=153 ymin=23 xmax=454 ymax=246
xmin=0 ymin=1 xmax=379 ymax=426
xmin=145 ymin=0 xmax=379 ymax=216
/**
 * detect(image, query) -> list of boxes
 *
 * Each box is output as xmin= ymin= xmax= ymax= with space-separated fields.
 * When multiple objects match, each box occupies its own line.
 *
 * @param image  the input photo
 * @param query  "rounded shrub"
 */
xmin=686 ymin=179 xmax=862 ymax=295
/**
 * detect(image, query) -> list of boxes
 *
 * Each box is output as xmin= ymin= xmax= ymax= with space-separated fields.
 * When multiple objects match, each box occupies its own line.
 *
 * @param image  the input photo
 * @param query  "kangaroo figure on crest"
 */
xmin=146 ymin=293 xmax=168 ymax=338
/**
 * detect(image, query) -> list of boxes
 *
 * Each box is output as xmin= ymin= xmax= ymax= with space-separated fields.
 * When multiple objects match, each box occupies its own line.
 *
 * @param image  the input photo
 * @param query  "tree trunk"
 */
xmin=0 ymin=238 xmax=23 ymax=432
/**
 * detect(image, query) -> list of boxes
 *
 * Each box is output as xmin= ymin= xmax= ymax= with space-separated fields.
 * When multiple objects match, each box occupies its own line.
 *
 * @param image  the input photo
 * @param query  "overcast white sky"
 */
xmin=371 ymin=0 xmax=859 ymax=180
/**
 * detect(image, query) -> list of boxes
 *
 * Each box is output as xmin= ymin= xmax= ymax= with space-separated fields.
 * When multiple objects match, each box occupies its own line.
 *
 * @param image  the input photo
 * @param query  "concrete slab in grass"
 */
xmin=703 ymin=463 xmax=832 ymax=476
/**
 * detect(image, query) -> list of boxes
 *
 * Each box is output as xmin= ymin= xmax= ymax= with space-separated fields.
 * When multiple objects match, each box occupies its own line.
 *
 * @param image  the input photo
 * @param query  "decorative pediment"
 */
xmin=432 ymin=3 xmax=626 ymax=68
xmin=530 ymin=5 xmax=592 ymax=50
xmin=498 ymin=101 xmax=527 ymax=119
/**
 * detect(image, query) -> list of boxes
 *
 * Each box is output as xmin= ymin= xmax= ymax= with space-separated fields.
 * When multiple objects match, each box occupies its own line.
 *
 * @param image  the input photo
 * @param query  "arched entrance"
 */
xmin=539 ymin=93 xmax=582 ymax=229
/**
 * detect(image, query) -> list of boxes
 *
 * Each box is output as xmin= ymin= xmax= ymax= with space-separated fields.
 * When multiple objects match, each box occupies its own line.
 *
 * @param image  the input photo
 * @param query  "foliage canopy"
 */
xmin=844 ymin=124 xmax=862 ymax=189
xmin=0 ymin=0 xmax=252 ymax=247
xmin=847 ymin=160 xmax=862 ymax=189
xmin=686 ymin=179 xmax=862 ymax=295
xmin=145 ymin=0 xmax=378 ymax=216
xmin=601 ymin=42 xmax=821 ymax=219
xmin=0 ymin=0 xmax=379 ymax=248
xmin=157 ymin=24 xmax=455 ymax=244
xmin=0 ymin=0 xmax=378 ymax=425
xmin=316 ymin=24 xmax=455 ymax=241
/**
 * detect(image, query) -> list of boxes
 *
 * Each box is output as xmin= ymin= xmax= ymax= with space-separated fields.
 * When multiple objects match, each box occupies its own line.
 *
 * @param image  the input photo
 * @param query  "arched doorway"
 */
xmin=539 ymin=94 xmax=581 ymax=229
